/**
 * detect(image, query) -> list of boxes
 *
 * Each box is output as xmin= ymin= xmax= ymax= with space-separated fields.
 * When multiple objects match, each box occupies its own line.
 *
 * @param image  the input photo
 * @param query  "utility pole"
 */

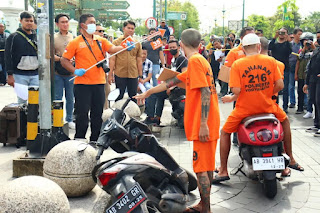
xmin=165 ymin=0 xmax=168 ymax=21
xmin=153 ymin=0 xmax=156 ymax=18
xmin=222 ymin=5 xmax=225 ymax=36
xmin=214 ymin=18 xmax=217 ymax=35
xmin=24 ymin=0 xmax=28 ymax=10
xmin=242 ymin=0 xmax=245 ymax=28
xmin=159 ymin=0 xmax=163 ymax=20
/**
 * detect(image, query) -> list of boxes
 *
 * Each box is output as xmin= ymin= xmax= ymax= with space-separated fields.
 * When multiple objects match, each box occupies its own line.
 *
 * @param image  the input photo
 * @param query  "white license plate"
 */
xmin=252 ymin=156 xmax=285 ymax=171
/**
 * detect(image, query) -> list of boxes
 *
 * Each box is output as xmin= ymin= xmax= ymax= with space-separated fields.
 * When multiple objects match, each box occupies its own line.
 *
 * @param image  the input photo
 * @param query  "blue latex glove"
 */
xmin=74 ymin=68 xmax=86 ymax=76
xmin=127 ymin=41 xmax=135 ymax=51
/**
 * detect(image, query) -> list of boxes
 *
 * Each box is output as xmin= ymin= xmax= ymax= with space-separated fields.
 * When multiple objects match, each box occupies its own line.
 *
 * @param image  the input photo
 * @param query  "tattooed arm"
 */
xmin=134 ymin=76 xmax=182 ymax=100
xmin=199 ymin=87 xmax=211 ymax=142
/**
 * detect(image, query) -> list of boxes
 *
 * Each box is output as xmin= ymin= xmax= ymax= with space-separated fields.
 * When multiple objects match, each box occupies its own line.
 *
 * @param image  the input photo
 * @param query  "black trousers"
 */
xmin=297 ymin=79 xmax=305 ymax=111
xmin=309 ymin=81 xmax=320 ymax=128
xmin=115 ymin=76 xmax=138 ymax=102
xmin=74 ymin=84 xmax=105 ymax=141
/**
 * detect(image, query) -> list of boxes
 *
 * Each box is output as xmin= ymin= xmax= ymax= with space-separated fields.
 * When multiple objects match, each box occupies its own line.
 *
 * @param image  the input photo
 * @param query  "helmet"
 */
xmin=300 ymin=32 xmax=314 ymax=41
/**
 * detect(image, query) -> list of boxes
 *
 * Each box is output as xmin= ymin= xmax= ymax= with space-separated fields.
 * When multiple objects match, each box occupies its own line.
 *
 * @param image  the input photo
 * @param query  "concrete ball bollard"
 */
xmin=43 ymin=140 xmax=97 ymax=197
xmin=0 ymin=176 xmax=70 ymax=213
xmin=112 ymin=99 xmax=141 ymax=118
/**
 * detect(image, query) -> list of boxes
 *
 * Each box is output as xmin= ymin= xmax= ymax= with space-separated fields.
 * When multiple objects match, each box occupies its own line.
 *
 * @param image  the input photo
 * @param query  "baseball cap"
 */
xmin=242 ymin=33 xmax=260 ymax=46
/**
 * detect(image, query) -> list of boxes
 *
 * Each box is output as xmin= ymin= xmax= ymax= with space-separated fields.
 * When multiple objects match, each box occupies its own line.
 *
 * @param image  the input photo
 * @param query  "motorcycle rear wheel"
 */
xmin=263 ymin=179 xmax=277 ymax=198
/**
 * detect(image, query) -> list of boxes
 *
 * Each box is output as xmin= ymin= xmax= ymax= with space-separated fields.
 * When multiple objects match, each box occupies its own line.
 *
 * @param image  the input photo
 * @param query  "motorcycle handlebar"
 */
xmin=121 ymin=99 xmax=131 ymax=111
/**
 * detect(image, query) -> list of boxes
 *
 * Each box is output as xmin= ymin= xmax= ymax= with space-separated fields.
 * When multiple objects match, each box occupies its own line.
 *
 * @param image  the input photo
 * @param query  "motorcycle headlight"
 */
xmin=257 ymin=129 xmax=272 ymax=142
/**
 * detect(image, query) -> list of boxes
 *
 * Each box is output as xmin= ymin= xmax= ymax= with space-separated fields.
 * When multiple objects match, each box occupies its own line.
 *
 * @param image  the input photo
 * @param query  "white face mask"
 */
xmin=85 ymin=24 xmax=96 ymax=35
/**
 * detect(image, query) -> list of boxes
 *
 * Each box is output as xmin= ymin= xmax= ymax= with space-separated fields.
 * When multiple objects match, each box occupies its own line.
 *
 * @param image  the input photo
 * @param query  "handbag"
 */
xmin=55 ymin=60 xmax=72 ymax=76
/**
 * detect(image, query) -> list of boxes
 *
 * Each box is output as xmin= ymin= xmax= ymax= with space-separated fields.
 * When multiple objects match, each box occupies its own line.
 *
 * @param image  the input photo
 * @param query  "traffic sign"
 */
xmin=54 ymin=9 xmax=76 ymax=19
xmin=145 ymin=17 xmax=158 ymax=29
xmin=86 ymin=10 xmax=130 ymax=20
xmin=54 ymin=0 xmax=76 ymax=9
xmin=167 ymin=12 xmax=187 ymax=20
xmin=168 ymin=26 xmax=174 ymax=35
xmin=82 ymin=0 xmax=130 ymax=10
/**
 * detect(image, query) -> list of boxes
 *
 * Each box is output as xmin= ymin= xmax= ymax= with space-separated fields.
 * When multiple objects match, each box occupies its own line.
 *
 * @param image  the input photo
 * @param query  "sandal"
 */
xmin=212 ymin=174 xmax=230 ymax=184
xmin=183 ymin=207 xmax=201 ymax=213
xmin=288 ymin=163 xmax=304 ymax=171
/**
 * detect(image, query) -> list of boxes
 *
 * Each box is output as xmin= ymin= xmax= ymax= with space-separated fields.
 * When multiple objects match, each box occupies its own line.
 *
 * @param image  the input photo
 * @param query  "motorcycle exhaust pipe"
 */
xmin=159 ymin=199 xmax=186 ymax=213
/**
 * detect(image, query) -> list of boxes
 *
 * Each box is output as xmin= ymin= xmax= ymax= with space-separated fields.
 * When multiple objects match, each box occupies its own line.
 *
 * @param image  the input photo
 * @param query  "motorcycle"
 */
xmin=168 ymin=87 xmax=185 ymax=129
xmin=234 ymin=113 xmax=290 ymax=198
xmin=92 ymin=89 xmax=197 ymax=213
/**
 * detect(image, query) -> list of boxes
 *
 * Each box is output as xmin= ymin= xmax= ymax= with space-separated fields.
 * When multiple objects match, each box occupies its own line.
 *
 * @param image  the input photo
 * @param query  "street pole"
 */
xmin=165 ymin=0 xmax=167 ymax=21
xmin=24 ymin=0 xmax=28 ymax=10
xmin=153 ymin=0 xmax=156 ymax=18
xmin=214 ymin=18 xmax=217 ymax=35
xmin=222 ymin=5 xmax=225 ymax=36
xmin=159 ymin=0 xmax=163 ymax=20
xmin=242 ymin=0 xmax=245 ymax=28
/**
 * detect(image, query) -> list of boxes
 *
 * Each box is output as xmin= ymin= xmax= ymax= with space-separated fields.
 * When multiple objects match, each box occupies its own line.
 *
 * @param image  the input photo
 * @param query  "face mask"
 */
xmin=85 ymin=24 xmax=96 ymax=35
xmin=170 ymin=49 xmax=178 ymax=55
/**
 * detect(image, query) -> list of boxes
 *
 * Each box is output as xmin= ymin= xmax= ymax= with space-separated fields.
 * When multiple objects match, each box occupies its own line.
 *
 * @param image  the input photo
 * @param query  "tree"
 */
xmin=247 ymin=14 xmax=272 ymax=38
xmin=272 ymin=0 xmax=301 ymax=33
xmin=301 ymin=12 xmax=320 ymax=33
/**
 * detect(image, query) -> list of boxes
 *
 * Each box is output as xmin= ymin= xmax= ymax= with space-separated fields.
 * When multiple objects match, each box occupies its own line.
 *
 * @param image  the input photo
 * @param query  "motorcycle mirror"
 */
xmin=108 ymin=89 xmax=120 ymax=101
xmin=77 ymin=142 xmax=88 ymax=152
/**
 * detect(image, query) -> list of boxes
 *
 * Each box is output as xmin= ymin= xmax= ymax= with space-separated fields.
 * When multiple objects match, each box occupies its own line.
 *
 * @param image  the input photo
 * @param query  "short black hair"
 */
xmin=55 ymin=13 xmax=70 ymax=23
xmin=79 ymin=13 xmax=94 ymax=28
xmin=169 ymin=39 xmax=179 ymax=47
xmin=20 ymin=11 xmax=34 ymax=20
xmin=240 ymin=26 xmax=254 ymax=38
xmin=293 ymin=27 xmax=302 ymax=35
xmin=123 ymin=20 xmax=136 ymax=28
xmin=149 ymin=28 xmax=156 ymax=33
xmin=280 ymin=27 xmax=289 ymax=33
xmin=256 ymin=29 xmax=263 ymax=34
xmin=228 ymin=33 xmax=236 ymax=37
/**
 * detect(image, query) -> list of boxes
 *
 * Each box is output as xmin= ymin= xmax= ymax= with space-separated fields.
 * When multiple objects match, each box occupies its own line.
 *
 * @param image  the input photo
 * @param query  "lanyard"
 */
xmin=17 ymin=31 xmax=37 ymax=51
xmin=81 ymin=35 xmax=105 ymax=63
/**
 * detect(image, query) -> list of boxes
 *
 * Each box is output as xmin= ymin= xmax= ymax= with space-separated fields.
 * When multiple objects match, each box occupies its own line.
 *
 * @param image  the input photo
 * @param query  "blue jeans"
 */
xmin=282 ymin=71 xmax=290 ymax=110
xmin=288 ymin=67 xmax=296 ymax=105
xmin=54 ymin=74 xmax=74 ymax=122
xmin=13 ymin=74 xmax=39 ymax=104
xmin=152 ymin=64 xmax=161 ymax=87
xmin=144 ymin=82 xmax=152 ymax=90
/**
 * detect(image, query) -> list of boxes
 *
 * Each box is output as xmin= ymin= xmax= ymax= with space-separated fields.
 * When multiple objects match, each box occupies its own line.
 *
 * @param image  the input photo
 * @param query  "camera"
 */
xmin=279 ymin=31 xmax=285 ymax=35
xmin=97 ymin=61 xmax=110 ymax=73
xmin=227 ymin=37 xmax=232 ymax=42
xmin=306 ymin=40 xmax=312 ymax=46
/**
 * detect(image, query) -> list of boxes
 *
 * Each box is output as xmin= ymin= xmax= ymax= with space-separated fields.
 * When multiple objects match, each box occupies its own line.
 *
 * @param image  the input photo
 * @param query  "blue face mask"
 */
xmin=85 ymin=24 xmax=96 ymax=35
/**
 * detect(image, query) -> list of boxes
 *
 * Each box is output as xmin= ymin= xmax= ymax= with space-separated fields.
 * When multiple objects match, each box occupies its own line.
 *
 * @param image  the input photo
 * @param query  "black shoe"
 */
xmin=153 ymin=116 xmax=161 ymax=126
xmin=143 ymin=116 xmax=154 ymax=125
xmin=306 ymin=126 xmax=319 ymax=133
xmin=289 ymin=103 xmax=295 ymax=108
xmin=88 ymin=141 xmax=97 ymax=148
xmin=295 ymin=110 xmax=303 ymax=114
xmin=283 ymin=108 xmax=288 ymax=114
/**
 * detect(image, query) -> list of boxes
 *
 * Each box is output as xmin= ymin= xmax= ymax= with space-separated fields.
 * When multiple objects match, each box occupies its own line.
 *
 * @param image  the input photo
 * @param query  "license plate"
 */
xmin=252 ymin=156 xmax=285 ymax=171
xmin=106 ymin=183 xmax=147 ymax=213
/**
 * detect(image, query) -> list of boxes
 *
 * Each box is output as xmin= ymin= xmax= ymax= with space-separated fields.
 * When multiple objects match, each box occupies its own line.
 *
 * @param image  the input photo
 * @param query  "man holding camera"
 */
xmin=269 ymin=28 xmax=293 ymax=113
xmin=61 ymin=13 xmax=124 ymax=143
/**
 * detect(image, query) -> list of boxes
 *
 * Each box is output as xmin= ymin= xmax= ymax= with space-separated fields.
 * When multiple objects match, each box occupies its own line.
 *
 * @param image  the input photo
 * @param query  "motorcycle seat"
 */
xmin=161 ymin=193 xmax=186 ymax=204
xmin=242 ymin=113 xmax=279 ymax=128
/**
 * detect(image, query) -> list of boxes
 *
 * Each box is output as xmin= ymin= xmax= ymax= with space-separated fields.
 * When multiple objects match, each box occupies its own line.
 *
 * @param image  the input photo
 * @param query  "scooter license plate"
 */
xmin=106 ymin=183 xmax=147 ymax=213
xmin=252 ymin=156 xmax=285 ymax=171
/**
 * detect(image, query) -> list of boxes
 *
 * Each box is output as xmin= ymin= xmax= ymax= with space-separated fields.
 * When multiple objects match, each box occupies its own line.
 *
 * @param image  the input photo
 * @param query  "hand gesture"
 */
xmin=133 ymin=91 xmax=150 ymax=101
xmin=199 ymin=123 xmax=210 ymax=142
xmin=274 ymin=30 xmax=279 ymax=39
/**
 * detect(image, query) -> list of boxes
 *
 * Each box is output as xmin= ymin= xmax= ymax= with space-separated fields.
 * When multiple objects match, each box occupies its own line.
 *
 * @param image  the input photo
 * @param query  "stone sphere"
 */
xmin=43 ymin=140 xmax=97 ymax=197
xmin=102 ymin=108 xmax=113 ymax=122
xmin=112 ymin=100 xmax=141 ymax=118
xmin=0 ymin=176 xmax=70 ymax=213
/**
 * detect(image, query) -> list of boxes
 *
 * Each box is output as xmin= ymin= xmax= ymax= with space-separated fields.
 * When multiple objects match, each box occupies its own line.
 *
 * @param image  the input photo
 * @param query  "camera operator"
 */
xmin=224 ymin=33 xmax=235 ymax=56
xmin=269 ymin=27 xmax=293 ymax=113
xmin=61 ymin=13 xmax=124 ymax=144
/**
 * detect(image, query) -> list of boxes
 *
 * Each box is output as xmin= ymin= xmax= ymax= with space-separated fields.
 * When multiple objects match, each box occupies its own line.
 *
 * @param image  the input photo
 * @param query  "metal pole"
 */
xmin=36 ymin=0 xmax=53 ymax=156
xmin=159 ymin=0 xmax=163 ymax=20
xmin=153 ymin=0 xmax=156 ymax=18
xmin=242 ymin=0 xmax=245 ymax=28
xmin=222 ymin=5 xmax=225 ymax=36
xmin=24 ymin=0 xmax=28 ymax=10
xmin=214 ymin=18 xmax=217 ymax=35
xmin=165 ymin=0 xmax=168 ymax=21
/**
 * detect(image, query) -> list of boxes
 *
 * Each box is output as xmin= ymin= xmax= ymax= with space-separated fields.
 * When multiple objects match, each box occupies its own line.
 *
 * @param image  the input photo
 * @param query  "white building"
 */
xmin=0 ymin=0 xmax=34 ymax=33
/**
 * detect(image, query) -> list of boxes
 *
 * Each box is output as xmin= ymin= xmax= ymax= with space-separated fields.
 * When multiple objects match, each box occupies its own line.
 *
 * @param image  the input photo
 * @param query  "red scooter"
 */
xmin=235 ymin=113 xmax=290 ymax=198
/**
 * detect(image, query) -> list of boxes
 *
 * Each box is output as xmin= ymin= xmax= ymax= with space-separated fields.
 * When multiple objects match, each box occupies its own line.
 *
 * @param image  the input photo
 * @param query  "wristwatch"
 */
xmin=139 ymin=75 xmax=143 ymax=78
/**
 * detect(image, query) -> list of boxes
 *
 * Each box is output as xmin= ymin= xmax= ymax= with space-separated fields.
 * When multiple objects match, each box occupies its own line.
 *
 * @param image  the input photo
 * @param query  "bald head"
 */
xmin=260 ymin=37 xmax=269 ymax=55
xmin=181 ymin=28 xmax=201 ymax=49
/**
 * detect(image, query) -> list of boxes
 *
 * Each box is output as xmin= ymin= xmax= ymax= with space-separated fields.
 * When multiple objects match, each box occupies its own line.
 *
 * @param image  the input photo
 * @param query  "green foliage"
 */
xmin=272 ymin=0 xmax=301 ymax=32
xmin=247 ymin=14 xmax=272 ymax=38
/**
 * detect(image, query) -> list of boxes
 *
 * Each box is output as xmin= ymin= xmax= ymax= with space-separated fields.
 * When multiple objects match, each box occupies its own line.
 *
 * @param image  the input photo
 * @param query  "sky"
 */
xmin=126 ymin=0 xmax=318 ymax=33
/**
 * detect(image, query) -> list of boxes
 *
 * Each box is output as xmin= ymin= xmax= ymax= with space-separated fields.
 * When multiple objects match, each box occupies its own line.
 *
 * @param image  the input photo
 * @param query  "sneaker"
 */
xmin=68 ymin=122 xmax=76 ymax=129
xmin=306 ymin=127 xmax=319 ymax=133
xmin=143 ymin=116 xmax=154 ymax=125
xmin=303 ymin=111 xmax=313 ymax=119
xmin=295 ymin=110 xmax=303 ymax=114
xmin=88 ymin=141 xmax=97 ymax=148
xmin=289 ymin=103 xmax=295 ymax=108
xmin=314 ymin=130 xmax=320 ymax=137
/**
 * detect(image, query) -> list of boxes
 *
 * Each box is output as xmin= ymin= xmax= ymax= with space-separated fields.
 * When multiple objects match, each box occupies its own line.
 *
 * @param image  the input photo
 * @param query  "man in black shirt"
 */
xmin=169 ymin=39 xmax=188 ymax=73
xmin=269 ymin=27 xmax=292 ymax=112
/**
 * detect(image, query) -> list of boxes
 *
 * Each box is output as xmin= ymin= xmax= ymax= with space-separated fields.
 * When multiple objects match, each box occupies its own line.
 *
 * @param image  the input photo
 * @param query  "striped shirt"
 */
xmin=142 ymin=58 xmax=153 ymax=80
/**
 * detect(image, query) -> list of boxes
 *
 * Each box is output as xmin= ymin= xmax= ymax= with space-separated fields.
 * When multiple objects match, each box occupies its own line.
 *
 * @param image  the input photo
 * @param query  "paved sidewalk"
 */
xmin=1 ymin=84 xmax=320 ymax=212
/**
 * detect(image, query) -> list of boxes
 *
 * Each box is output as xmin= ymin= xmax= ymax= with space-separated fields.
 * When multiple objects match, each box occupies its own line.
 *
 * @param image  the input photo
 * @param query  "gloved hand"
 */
xmin=127 ymin=41 xmax=135 ymax=51
xmin=74 ymin=68 xmax=86 ymax=76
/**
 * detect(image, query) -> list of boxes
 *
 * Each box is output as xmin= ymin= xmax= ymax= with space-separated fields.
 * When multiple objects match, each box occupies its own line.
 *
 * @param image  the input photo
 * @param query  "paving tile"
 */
xmin=217 ymin=200 xmax=245 ymax=210
xmin=296 ymin=207 xmax=320 ymax=213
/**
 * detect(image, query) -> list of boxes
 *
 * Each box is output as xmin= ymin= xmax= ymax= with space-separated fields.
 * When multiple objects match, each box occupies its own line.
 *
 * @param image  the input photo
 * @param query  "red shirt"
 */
xmin=164 ymin=44 xmax=173 ymax=65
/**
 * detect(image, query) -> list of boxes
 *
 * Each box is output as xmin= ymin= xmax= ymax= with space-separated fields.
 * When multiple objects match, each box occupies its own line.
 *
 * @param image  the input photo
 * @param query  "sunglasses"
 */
xmin=290 ymin=37 xmax=294 ymax=39
xmin=96 ymin=30 xmax=104 ymax=33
